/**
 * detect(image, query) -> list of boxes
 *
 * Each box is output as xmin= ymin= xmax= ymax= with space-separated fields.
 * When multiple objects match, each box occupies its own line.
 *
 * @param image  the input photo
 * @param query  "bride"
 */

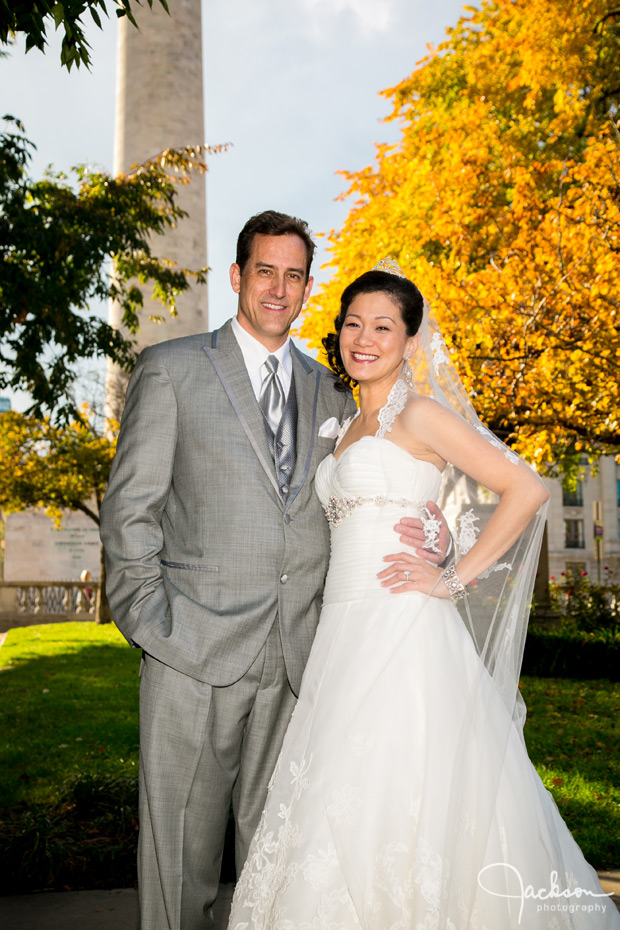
xmin=227 ymin=261 xmax=619 ymax=929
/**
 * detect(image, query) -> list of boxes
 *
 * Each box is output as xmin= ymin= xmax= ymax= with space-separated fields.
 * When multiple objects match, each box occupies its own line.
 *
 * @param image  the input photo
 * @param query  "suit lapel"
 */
xmin=203 ymin=321 xmax=281 ymax=499
xmin=287 ymin=344 xmax=320 ymax=509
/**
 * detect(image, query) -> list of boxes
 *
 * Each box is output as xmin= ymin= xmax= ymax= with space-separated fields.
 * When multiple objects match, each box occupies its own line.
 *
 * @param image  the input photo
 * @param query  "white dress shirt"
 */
xmin=231 ymin=316 xmax=293 ymax=401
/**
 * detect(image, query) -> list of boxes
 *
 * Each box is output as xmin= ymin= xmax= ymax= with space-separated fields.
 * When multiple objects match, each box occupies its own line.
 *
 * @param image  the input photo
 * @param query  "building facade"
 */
xmin=543 ymin=455 xmax=620 ymax=583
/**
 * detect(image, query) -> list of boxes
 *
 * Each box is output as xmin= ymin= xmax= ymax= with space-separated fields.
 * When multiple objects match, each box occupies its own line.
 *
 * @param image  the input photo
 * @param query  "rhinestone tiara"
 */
xmin=372 ymin=257 xmax=407 ymax=278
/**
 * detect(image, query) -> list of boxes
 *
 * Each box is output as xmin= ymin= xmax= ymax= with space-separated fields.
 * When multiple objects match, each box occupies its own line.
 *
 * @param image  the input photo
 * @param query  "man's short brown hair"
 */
xmin=236 ymin=211 xmax=315 ymax=280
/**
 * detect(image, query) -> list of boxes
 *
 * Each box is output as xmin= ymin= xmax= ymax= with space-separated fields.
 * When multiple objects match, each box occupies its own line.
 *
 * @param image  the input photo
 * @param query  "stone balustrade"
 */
xmin=0 ymin=581 xmax=101 ymax=631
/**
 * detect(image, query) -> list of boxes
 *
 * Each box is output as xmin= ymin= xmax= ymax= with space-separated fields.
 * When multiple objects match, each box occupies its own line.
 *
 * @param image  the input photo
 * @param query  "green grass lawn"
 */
xmin=520 ymin=675 xmax=620 ymax=869
xmin=0 ymin=623 xmax=140 ymax=812
xmin=0 ymin=623 xmax=618 ymax=889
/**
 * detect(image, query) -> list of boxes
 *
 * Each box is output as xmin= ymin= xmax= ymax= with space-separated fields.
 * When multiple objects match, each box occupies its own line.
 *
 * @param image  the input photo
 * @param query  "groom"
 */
xmin=100 ymin=210 xmax=442 ymax=930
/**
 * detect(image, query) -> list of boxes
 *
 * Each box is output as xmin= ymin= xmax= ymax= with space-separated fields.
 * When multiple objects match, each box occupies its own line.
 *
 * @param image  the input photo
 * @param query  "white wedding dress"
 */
xmin=228 ymin=403 xmax=619 ymax=929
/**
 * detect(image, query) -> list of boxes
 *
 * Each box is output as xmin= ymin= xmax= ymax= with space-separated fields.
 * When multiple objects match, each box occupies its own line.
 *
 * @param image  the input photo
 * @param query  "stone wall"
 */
xmin=4 ymin=510 xmax=100 ymax=582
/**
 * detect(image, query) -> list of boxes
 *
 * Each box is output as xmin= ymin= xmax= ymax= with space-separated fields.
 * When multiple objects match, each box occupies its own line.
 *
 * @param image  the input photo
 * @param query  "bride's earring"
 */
xmin=401 ymin=357 xmax=415 ymax=390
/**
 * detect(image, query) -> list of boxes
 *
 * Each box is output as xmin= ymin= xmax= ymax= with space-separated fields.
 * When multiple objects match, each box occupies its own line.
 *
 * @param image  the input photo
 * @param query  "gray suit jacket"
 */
xmin=100 ymin=320 xmax=355 ymax=693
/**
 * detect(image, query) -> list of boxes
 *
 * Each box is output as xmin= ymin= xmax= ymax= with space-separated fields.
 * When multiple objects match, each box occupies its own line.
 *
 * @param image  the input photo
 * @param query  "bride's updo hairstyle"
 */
xmin=323 ymin=270 xmax=424 ymax=391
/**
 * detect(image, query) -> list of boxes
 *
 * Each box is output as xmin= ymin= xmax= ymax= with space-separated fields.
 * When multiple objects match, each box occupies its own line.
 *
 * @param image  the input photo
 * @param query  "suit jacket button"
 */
xmin=280 ymin=574 xmax=288 ymax=584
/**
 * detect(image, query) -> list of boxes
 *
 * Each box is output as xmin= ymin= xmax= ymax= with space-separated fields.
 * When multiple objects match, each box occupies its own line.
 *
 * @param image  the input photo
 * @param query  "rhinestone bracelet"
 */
xmin=441 ymin=564 xmax=468 ymax=601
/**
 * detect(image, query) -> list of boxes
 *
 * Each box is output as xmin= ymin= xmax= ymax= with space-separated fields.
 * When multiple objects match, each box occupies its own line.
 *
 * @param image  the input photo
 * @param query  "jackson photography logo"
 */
xmin=477 ymin=863 xmax=614 ymax=924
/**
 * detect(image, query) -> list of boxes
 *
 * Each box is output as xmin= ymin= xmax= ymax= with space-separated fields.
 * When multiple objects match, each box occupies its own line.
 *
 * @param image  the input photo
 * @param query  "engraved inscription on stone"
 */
xmin=4 ymin=510 xmax=100 ymax=581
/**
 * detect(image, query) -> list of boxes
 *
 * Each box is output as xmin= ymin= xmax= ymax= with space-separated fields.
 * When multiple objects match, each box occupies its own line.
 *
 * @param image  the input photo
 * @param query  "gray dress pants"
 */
xmin=138 ymin=622 xmax=296 ymax=930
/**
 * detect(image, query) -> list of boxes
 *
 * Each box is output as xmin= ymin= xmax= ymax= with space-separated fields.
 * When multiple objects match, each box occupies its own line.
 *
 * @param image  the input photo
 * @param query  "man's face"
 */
xmin=230 ymin=234 xmax=314 ymax=350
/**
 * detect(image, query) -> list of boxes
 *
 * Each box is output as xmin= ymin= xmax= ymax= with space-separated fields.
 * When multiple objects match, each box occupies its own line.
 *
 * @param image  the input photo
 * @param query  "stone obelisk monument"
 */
xmin=109 ymin=0 xmax=208 ymax=359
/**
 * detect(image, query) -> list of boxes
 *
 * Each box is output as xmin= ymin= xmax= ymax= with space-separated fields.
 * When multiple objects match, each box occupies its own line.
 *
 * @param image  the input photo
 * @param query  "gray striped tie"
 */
xmin=276 ymin=386 xmax=296 ymax=496
xmin=259 ymin=355 xmax=286 ymax=435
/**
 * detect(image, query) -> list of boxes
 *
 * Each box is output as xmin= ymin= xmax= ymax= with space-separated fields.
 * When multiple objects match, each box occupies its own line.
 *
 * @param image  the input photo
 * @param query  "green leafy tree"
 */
xmin=0 ymin=0 xmax=168 ymax=70
xmin=0 ymin=407 xmax=117 ymax=621
xmin=0 ymin=116 xmax=227 ymax=417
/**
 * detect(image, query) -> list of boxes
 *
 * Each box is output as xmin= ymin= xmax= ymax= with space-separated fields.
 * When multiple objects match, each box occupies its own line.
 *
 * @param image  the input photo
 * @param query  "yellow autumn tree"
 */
xmin=0 ymin=409 xmax=118 ymax=621
xmin=300 ymin=0 xmax=620 ymax=474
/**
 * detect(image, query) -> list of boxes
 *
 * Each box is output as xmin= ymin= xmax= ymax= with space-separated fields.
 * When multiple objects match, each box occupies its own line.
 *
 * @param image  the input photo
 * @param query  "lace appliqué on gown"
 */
xmin=335 ymin=374 xmax=408 ymax=451
xmin=230 ymin=756 xmax=311 ymax=928
xmin=334 ymin=412 xmax=358 ymax=451
xmin=377 ymin=377 xmax=408 ymax=439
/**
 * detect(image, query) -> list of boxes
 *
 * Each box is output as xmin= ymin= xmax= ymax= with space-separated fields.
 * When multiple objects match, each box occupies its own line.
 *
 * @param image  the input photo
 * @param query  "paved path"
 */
xmin=1 ymin=876 xmax=618 ymax=929
xmin=0 ymin=885 xmax=234 ymax=930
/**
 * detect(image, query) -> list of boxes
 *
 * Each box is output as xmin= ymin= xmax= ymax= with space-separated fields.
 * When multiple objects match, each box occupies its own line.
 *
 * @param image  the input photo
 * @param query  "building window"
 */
xmin=564 ymin=519 xmax=585 ymax=549
xmin=562 ymin=480 xmax=583 ymax=507
xmin=565 ymin=562 xmax=586 ymax=582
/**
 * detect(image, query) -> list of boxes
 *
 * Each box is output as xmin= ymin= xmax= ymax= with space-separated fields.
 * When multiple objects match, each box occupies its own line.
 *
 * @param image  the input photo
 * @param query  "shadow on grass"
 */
xmin=1 ymin=643 xmax=141 ymax=812
xmin=1 ymin=640 xmax=141 ymax=890
xmin=0 ymin=772 xmax=139 ymax=894
xmin=551 ymin=795 xmax=620 ymax=870
xmin=0 ymin=637 xmax=237 ymax=892
xmin=521 ymin=675 xmax=620 ymax=869
xmin=521 ymin=676 xmax=620 ymax=785
xmin=3 ymin=653 xmax=617 ymax=889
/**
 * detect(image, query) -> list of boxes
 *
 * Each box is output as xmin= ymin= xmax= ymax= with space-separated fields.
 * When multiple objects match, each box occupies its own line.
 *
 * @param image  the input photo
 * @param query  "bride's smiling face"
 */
xmin=339 ymin=291 xmax=417 ymax=386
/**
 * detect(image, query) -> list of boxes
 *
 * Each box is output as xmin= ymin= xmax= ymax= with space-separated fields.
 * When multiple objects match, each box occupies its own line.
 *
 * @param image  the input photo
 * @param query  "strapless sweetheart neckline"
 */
xmin=332 ymin=434 xmax=444 ymax=476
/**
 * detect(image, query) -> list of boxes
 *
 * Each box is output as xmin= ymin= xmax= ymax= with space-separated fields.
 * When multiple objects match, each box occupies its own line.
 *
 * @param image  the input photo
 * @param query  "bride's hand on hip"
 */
xmin=378 ymin=551 xmax=450 ymax=597
xmin=393 ymin=500 xmax=451 ymax=564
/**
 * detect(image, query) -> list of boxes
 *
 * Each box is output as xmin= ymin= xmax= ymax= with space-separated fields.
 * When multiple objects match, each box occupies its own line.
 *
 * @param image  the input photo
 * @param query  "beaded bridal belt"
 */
xmin=323 ymin=494 xmax=426 ymax=528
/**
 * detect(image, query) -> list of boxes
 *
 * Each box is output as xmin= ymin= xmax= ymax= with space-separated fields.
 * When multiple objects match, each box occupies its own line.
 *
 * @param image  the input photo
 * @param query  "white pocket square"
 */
xmin=318 ymin=417 xmax=341 ymax=440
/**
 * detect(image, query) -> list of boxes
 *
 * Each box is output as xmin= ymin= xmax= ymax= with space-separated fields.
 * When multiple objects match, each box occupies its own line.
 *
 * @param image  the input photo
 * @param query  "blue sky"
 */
xmin=1 ymin=0 xmax=466 ymax=409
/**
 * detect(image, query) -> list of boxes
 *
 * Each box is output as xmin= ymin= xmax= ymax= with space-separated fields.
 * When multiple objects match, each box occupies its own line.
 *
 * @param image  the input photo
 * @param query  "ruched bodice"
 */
xmin=315 ymin=437 xmax=442 ymax=605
